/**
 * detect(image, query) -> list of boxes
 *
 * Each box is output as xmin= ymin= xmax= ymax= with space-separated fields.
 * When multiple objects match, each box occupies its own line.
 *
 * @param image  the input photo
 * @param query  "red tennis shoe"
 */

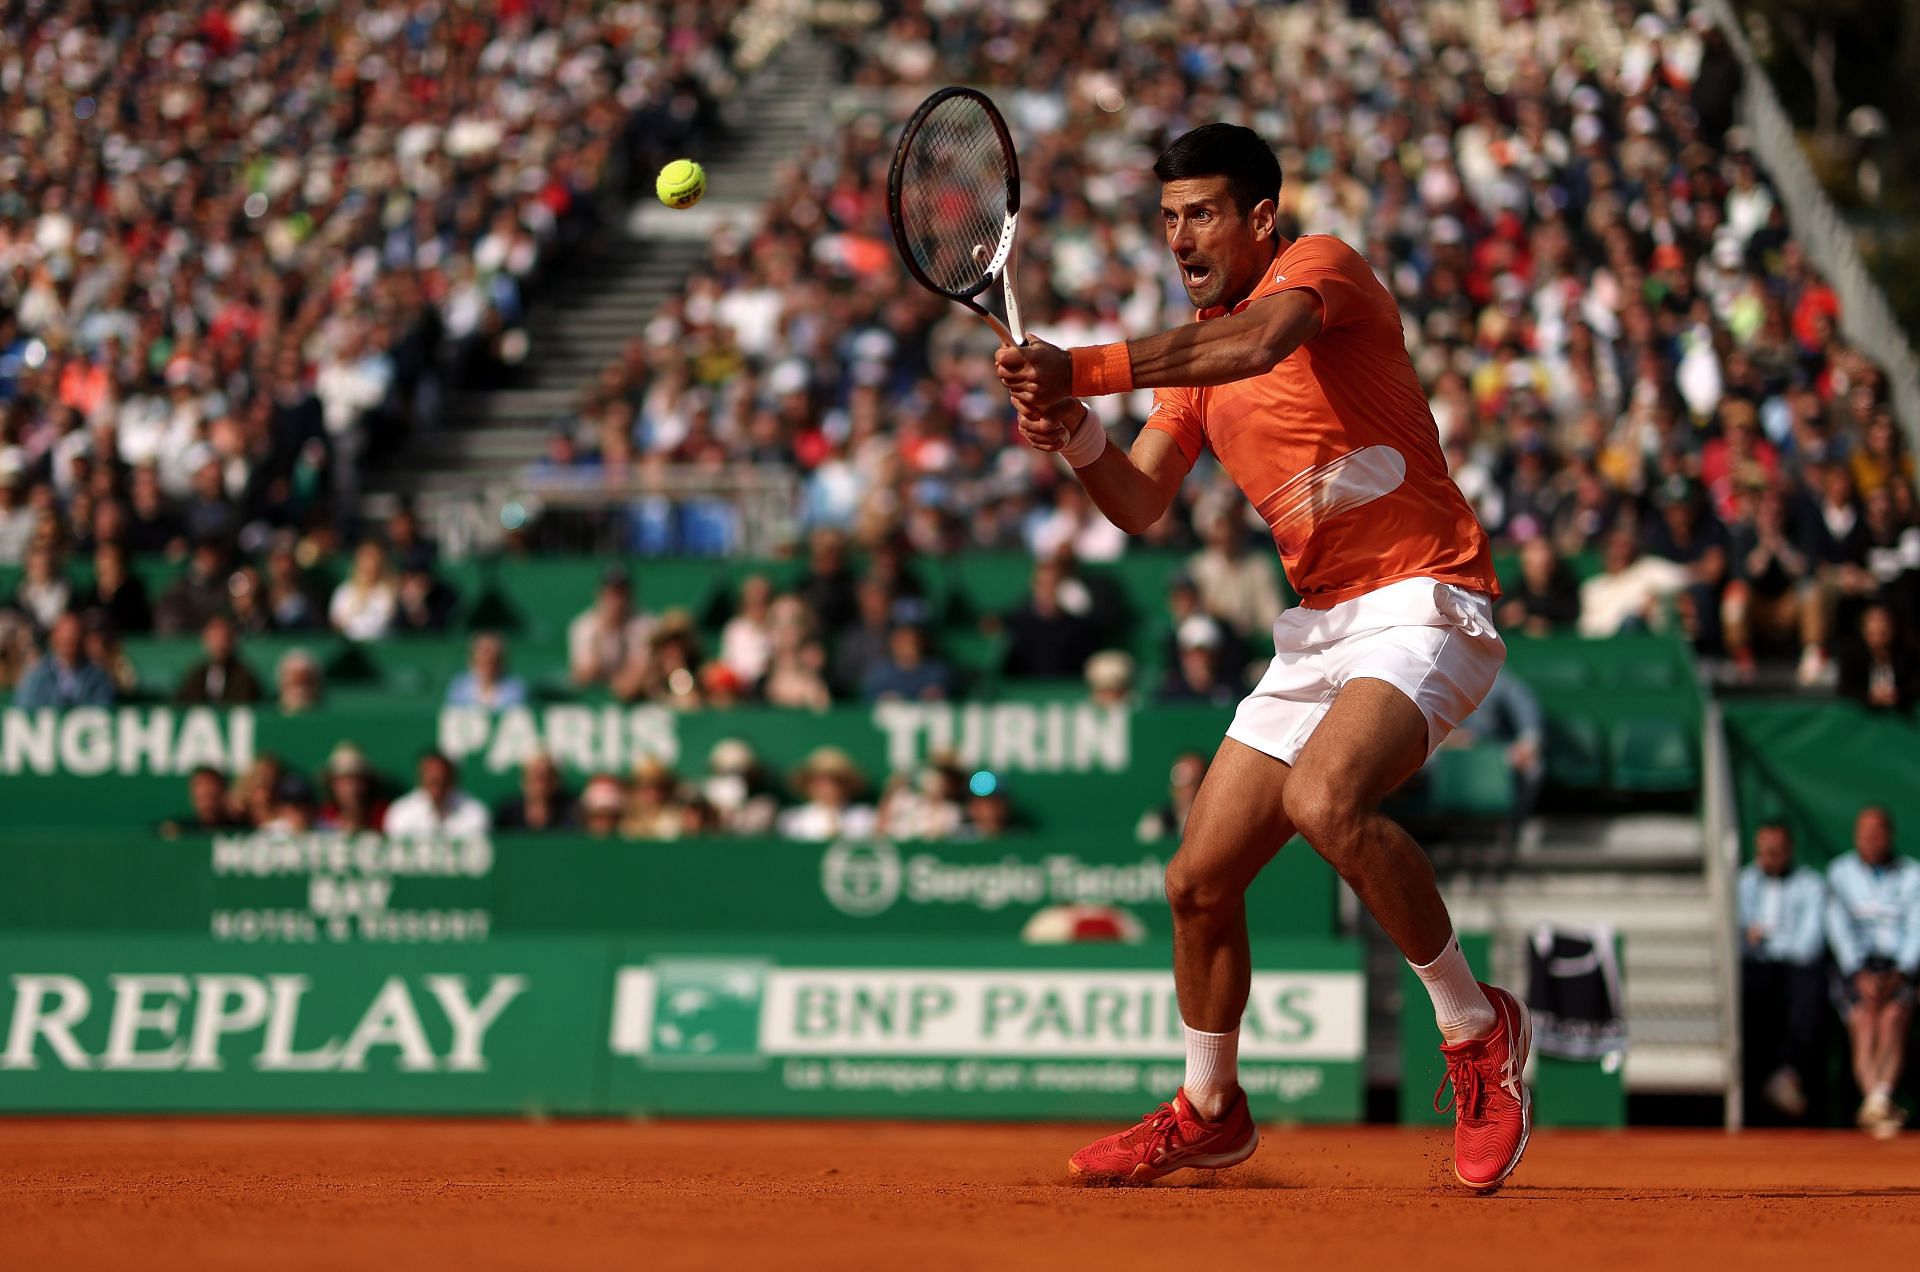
xmin=1436 ymin=983 xmax=1532 ymax=1193
xmin=1067 ymin=1088 xmax=1258 ymax=1182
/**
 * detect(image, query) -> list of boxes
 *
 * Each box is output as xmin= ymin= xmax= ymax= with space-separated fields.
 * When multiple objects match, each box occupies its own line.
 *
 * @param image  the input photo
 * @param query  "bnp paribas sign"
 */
xmin=818 ymin=840 xmax=1167 ymax=919
xmin=605 ymin=940 xmax=1365 ymax=1121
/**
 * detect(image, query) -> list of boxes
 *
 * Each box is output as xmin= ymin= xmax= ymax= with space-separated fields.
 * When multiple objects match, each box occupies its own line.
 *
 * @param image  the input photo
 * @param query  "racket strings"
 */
xmin=898 ymin=100 xmax=1012 ymax=296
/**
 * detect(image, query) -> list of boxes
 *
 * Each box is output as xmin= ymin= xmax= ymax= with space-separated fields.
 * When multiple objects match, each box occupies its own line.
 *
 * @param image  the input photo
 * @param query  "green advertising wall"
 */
xmin=0 ymin=935 xmax=1363 ymax=1121
xmin=1722 ymin=701 xmax=1920 ymax=863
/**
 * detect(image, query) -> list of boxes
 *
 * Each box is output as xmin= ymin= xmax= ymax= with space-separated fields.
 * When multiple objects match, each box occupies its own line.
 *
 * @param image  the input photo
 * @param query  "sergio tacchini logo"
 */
xmin=820 ymin=840 xmax=904 ymax=917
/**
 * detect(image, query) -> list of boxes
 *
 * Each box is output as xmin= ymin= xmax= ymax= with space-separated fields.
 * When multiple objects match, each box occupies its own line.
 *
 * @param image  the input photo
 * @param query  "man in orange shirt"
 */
xmin=996 ymin=124 xmax=1529 ymax=1192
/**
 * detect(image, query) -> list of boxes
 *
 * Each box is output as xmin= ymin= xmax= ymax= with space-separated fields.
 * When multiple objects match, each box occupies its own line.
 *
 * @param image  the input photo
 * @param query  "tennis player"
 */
xmin=995 ymin=124 xmax=1529 ymax=1191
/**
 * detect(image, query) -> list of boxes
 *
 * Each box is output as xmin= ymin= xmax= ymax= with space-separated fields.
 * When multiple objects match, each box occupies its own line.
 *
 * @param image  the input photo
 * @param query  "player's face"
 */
xmin=1160 ymin=177 xmax=1274 ymax=310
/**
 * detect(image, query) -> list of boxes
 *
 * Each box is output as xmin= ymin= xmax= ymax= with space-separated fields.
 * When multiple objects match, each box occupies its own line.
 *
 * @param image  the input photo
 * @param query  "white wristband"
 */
xmin=1058 ymin=403 xmax=1109 ymax=469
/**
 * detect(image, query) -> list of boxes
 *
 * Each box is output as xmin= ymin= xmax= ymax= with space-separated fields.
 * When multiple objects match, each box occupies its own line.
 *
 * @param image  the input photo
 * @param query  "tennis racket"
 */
xmin=887 ymin=86 xmax=1025 ymax=347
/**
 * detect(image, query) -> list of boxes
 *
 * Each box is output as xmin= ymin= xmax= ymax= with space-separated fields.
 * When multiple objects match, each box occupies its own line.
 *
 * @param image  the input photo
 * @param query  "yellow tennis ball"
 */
xmin=656 ymin=159 xmax=706 ymax=209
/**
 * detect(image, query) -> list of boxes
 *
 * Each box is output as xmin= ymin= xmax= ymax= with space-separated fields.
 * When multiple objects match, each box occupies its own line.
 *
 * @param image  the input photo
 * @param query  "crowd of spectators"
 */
xmin=1738 ymin=807 xmax=1920 ymax=1137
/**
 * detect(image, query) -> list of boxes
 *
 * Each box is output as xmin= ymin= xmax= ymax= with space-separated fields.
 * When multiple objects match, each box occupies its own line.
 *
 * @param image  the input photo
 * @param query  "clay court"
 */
xmin=5 ymin=1120 xmax=1916 ymax=1270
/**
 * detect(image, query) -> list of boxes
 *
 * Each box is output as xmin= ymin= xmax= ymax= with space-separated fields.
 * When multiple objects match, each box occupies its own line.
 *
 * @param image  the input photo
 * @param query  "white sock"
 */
xmin=1411 ymin=934 xmax=1497 ymax=1044
xmin=1182 ymin=1023 xmax=1239 ymax=1118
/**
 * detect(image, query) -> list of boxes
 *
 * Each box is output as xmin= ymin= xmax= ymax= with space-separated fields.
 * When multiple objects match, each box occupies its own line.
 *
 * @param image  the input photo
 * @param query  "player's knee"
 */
xmin=1163 ymin=853 xmax=1241 ymax=919
xmin=1283 ymin=774 xmax=1358 ymax=863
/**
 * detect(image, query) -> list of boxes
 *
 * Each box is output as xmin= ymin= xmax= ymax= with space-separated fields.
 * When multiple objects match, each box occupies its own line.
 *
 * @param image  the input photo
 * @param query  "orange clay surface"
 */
xmin=4 ymin=1119 xmax=1918 ymax=1271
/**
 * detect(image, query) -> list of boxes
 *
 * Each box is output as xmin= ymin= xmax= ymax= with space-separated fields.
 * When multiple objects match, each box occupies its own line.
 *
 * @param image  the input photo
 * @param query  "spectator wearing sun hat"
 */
xmin=776 ymin=747 xmax=878 ymax=841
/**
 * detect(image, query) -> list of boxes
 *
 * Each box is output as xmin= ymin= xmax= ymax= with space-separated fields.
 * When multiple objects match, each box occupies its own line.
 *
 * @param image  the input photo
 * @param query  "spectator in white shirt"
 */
xmin=775 ymin=747 xmax=878 ymax=841
xmin=328 ymin=541 xmax=398 ymax=642
xmin=718 ymin=574 xmax=775 ymax=688
xmin=1736 ymin=824 xmax=1829 ymax=1121
xmin=568 ymin=566 xmax=654 ymax=687
xmin=1577 ymin=528 xmax=1691 ymax=638
xmin=384 ymin=751 xmax=492 ymax=838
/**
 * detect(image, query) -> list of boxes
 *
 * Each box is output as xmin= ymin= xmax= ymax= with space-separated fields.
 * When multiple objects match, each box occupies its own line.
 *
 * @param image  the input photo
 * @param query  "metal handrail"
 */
xmin=1700 ymin=698 xmax=1745 ymax=1130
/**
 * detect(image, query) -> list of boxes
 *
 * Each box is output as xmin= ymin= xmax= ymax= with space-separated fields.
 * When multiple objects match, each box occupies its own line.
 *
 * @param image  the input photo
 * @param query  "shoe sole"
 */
xmin=1456 ymin=992 xmax=1532 ymax=1195
xmin=1068 ymin=1124 xmax=1260 ymax=1183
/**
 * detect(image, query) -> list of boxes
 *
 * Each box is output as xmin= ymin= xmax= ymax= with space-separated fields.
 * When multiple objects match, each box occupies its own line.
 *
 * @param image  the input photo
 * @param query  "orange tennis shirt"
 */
xmin=1143 ymin=234 xmax=1497 ymax=609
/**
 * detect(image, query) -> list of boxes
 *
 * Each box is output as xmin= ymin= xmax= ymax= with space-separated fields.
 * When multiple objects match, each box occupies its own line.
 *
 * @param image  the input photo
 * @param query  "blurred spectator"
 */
xmin=14 ymin=544 xmax=69 ymax=632
xmin=1187 ymin=505 xmax=1284 ymax=642
xmin=1737 ymin=823 xmax=1827 ymax=1122
xmin=330 ymin=542 xmax=398 ymax=642
xmin=718 ymin=575 xmax=776 ymax=688
xmin=394 ymin=563 xmax=458 ymax=634
xmin=446 ymin=633 xmax=529 ymax=711
xmin=268 ymin=650 xmax=321 ymax=716
xmin=1496 ymin=538 xmax=1582 ymax=636
xmin=0 ymin=612 xmax=37 ymax=696
xmin=1642 ymin=479 xmax=1729 ymax=654
xmin=1577 ymin=530 xmax=1691 ymax=638
xmin=1085 ymin=650 xmax=1136 ymax=706
xmin=1825 ymin=806 xmax=1920 ymax=1138
xmin=1722 ymin=487 xmax=1820 ymax=680
xmin=1157 ymin=616 xmax=1237 ymax=706
xmin=1030 ymin=482 xmax=1127 ymax=562
xmin=879 ymin=756 xmax=967 ymax=840
xmin=580 ymin=776 xmax=627 ymax=840
xmin=124 ymin=466 xmax=184 ymax=558
xmin=620 ymin=612 xmax=705 ymax=706
xmin=1838 ymin=603 xmax=1919 ymax=711
xmin=1161 ymin=572 xmax=1247 ymax=680
xmin=762 ymin=598 xmax=833 ymax=710
xmin=1137 ymin=752 xmax=1208 ymax=842
xmin=569 ymin=568 xmax=654 ymax=688
xmin=264 ymin=543 xmax=323 ymax=632
xmin=315 ymin=744 xmax=387 ymax=835
xmin=862 ymin=623 xmax=953 ymax=702
xmin=0 ymin=458 xmax=34 ymax=563
xmin=700 ymin=739 xmax=780 ymax=835
xmin=832 ymin=578 xmax=896 ymax=697
xmin=82 ymin=617 xmax=139 ymax=701
xmin=1445 ymin=668 xmax=1545 ymax=821
xmin=623 ymin=758 xmax=687 ymax=840
xmin=155 ymin=541 xmax=232 ymax=635
xmin=165 ymin=765 xmax=245 ymax=836
xmin=796 ymin=529 xmax=858 ymax=635
xmin=776 ymin=747 xmax=878 ymax=840
xmin=494 ymin=753 xmax=578 ymax=833
xmin=385 ymin=507 xmax=438 ymax=574
xmin=13 ymin=612 xmax=114 ymax=709
xmin=1002 ymin=558 xmax=1098 ymax=679
xmin=964 ymin=785 xmax=1016 ymax=840
xmin=175 ymin=615 xmax=263 ymax=706
xmin=385 ymin=751 xmax=491 ymax=838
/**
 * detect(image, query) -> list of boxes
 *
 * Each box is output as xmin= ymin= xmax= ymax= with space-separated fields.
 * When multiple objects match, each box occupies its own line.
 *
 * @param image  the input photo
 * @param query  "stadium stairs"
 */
xmin=360 ymin=33 xmax=838 ymax=519
xmin=1364 ymin=812 xmax=1727 ymax=1103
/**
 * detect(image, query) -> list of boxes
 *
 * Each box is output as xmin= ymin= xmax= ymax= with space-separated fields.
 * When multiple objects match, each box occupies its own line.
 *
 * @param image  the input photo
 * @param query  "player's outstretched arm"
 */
xmin=1015 ymin=400 xmax=1189 ymax=535
xmin=995 ymin=291 xmax=1324 ymax=412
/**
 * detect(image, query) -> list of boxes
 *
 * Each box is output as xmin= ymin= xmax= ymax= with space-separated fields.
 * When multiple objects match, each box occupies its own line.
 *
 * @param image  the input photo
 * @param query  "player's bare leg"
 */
xmin=1284 ymin=677 xmax=1531 ymax=1192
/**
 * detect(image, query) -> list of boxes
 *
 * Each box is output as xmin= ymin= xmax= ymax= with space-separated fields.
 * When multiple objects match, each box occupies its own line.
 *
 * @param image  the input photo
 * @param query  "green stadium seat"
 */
xmin=1544 ymin=714 xmax=1609 ymax=789
xmin=1603 ymin=658 xmax=1681 ymax=691
xmin=1608 ymin=716 xmax=1699 ymax=792
xmin=1507 ymin=654 xmax=1592 ymax=691
xmin=1426 ymin=745 xmax=1516 ymax=819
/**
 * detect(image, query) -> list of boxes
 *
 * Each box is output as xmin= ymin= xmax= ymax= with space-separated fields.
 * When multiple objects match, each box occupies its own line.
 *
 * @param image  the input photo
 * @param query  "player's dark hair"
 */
xmin=1153 ymin=124 xmax=1283 ymax=216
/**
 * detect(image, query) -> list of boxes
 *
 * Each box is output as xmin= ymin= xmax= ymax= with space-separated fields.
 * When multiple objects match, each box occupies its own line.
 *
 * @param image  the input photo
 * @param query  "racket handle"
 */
xmin=1002 ymin=254 xmax=1025 ymax=345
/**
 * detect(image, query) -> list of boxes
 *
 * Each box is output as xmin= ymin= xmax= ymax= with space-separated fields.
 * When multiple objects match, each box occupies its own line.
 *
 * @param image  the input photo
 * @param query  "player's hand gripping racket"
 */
xmin=888 ymin=87 xmax=1024 ymax=347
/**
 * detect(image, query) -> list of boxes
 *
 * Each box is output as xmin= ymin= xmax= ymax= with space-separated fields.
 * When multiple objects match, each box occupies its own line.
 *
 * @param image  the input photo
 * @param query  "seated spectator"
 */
xmin=718 ymin=575 xmax=775 ymax=688
xmin=1838 ymin=603 xmax=1919 ymax=711
xmin=393 ymin=562 xmax=458 ymax=633
xmin=579 ymin=775 xmax=626 ymax=839
xmin=384 ymin=751 xmax=492 ymax=838
xmin=776 ymin=747 xmax=878 ymax=840
xmin=1159 ymin=572 xmax=1247 ymax=680
xmin=1156 ymin=616 xmax=1237 ymax=706
xmin=963 ymin=785 xmax=1015 ymax=840
xmin=1737 ymin=823 xmax=1828 ymax=1122
xmin=13 ymin=612 xmax=115 ymax=709
xmin=161 ymin=765 xmax=245 ymax=836
xmin=175 ymin=615 xmax=263 ymax=706
xmin=618 ymin=611 xmax=705 ymax=706
xmin=1186 ymin=503 xmax=1283 ymax=642
xmin=1085 ymin=650 xmax=1136 ymax=706
xmin=569 ymin=566 xmax=654 ymax=687
xmin=233 ymin=755 xmax=310 ymax=830
xmin=83 ymin=616 xmax=139 ymax=700
xmin=0 ymin=611 xmax=37 ymax=696
xmin=1825 ymin=805 xmax=1920 ymax=1138
xmin=1137 ymin=752 xmax=1207 ymax=842
xmin=796 ymin=528 xmax=858 ymax=634
xmin=329 ymin=541 xmax=398 ymax=642
xmin=123 ymin=463 xmax=184 ymax=558
xmin=832 ymin=578 xmax=896 ymax=697
xmin=1722 ymin=487 xmax=1820 ymax=680
xmin=264 ymin=541 xmax=323 ymax=632
xmin=762 ymin=600 xmax=833 ymax=711
xmin=225 ymin=568 xmax=275 ymax=637
xmin=494 ymin=752 xmax=578 ymax=832
xmin=14 ymin=543 xmax=70 ymax=633
xmin=446 ymin=633 xmax=529 ymax=711
xmin=1576 ymin=529 xmax=1691 ymax=638
xmin=879 ymin=755 xmax=967 ymax=840
xmin=0 ymin=457 xmax=36 ymax=563
xmin=1030 ymin=480 xmax=1127 ymax=562
xmin=1444 ymin=667 xmax=1544 ymax=821
xmin=1642 ymin=478 xmax=1729 ymax=653
xmin=700 ymin=739 xmax=780 ymax=835
xmin=1001 ymin=558 xmax=1098 ymax=679
xmin=276 ymin=649 xmax=325 ymax=714
xmin=384 ymin=505 xmax=438 ymax=574
xmin=862 ymin=623 xmax=952 ymax=702
xmin=624 ymin=758 xmax=687 ymax=840
xmin=315 ymin=743 xmax=387 ymax=834
xmin=155 ymin=541 xmax=232 ymax=635
xmin=75 ymin=541 xmax=151 ymax=634
xmin=1496 ymin=537 xmax=1581 ymax=636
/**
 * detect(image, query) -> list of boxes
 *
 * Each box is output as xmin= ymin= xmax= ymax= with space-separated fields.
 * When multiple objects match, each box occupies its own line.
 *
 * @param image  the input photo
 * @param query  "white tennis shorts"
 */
xmin=1224 ymin=576 xmax=1506 ymax=766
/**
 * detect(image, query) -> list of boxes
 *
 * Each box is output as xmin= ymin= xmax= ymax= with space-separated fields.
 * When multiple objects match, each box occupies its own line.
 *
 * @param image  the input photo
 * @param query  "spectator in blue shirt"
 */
xmin=1736 ymin=824 xmax=1828 ymax=1121
xmin=861 ymin=624 xmax=953 ymax=703
xmin=1825 ymin=805 xmax=1920 ymax=1137
xmin=445 ymin=633 xmax=529 ymax=712
xmin=12 ymin=613 xmax=115 ymax=710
